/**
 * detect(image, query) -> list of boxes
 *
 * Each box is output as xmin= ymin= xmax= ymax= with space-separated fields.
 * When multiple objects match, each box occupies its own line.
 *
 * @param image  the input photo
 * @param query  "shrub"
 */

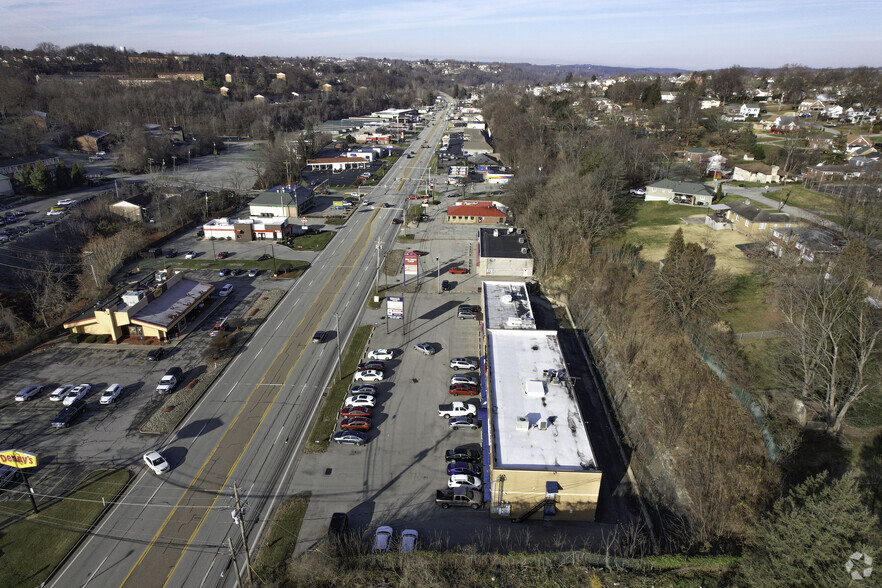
xmin=95 ymin=335 xmax=110 ymax=344
xmin=276 ymin=262 xmax=293 ymax=274
xmin=68 ymin=333 xmax=81 ymax=344
xmin=84 ymin=335 xmax=97 ymax=343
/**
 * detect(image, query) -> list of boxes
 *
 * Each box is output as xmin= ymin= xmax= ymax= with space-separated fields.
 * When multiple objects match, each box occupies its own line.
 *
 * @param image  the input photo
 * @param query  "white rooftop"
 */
xmin=482 ymin=281 xmax=536 ymax=330
xmin=487 ymin=329 xmax=597 ymax=471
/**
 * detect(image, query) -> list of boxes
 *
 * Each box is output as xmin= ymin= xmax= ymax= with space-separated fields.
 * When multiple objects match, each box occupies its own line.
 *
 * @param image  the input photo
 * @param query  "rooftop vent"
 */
xmin=493 ymin=229 xmax=499 ymax=237
xmin=515 ymin=416 xmax=529 ymax=431
xmin=518 ymin=237 xmax=525 ymax=244
xmin=521 ymin=247 xmax=529 ymax=254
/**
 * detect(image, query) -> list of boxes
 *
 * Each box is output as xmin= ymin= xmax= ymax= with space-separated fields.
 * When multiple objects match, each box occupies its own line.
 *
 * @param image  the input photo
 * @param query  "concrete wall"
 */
xmin=490 ymin=467 xmax=602 ymax=522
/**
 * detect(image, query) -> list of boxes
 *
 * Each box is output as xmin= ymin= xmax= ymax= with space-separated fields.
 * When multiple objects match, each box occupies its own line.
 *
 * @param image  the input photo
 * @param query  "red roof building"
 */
xmin=446 ymin=201 xmax=507 ymax=224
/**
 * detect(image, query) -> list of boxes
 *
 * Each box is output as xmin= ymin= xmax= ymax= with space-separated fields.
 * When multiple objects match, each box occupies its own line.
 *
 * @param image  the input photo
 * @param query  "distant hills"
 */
xmin=512 ymin=62 xmax=688 ymax=81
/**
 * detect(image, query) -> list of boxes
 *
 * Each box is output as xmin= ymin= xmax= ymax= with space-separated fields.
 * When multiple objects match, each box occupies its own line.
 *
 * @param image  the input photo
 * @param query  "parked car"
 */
xmin=367 ymin=349 xmax=394 ymax=360
xmin=392 ymin=218 xmax=402 ymax=224
xmin=449 ymin=416 xmax=480 ymax=430
xmin=349 ymin=385 xmax=377 ymax=396
xmin=218 ymin=284 xmax=233 ymax=296
xmin=312 ymin=331 xmax=326 ymax=343
xmin=445 ymin=446 xmax=481 ymax=463
xmin=441 ymin=280 xmax=452 ymax=291
xmin=210 ymin=322 xmax=229 ymax=337
xmin=447 ymin=462 xmax=481 ymax=476
xmin=372 ymin=526 xmax=394 ymax=553
xmin=14 ymin=384 xmax=42 ymax=402
xmin=450 ymin=374 xmax=478 ymax=386
xmin=354 ymin=370 xmax=384 ymax=382
xmin=448 ymin=474 xmax=482 ymax=490
xmin=457 ymin=309 xmax=476 ymax=320
xmin=184 ymin=251 xmax=197 ymax=259
xmin=341 ymin=406 xmax=372 ymax=419
xmin=216 ymin=251 xmax=229 ymax=259
xmin=400 ymin=529 xmax=418 ymax=554
xmin=230 ymin=268 xmax=243 ymax=276
xmin=332 ymin=431 xmax=367 ymax=445
xmin=629 ymin=187 xmax=646 ymax=196
xmin=218 ymin=268 xmax=231 ymax=277
xmin=449 ymin=383 xmax=478 ymax=396
xmin=164 ymin=249 xmax=176 ymax=258
xmin=0 ymin=465 xmax=18 ymax=488
xmin=357 ymin=361 xmax=386 ymax=372
xmin=143 ymin=450 xmax=170 ymax=474
xmin=248 ymin=268 xmax=259 ymax=277
xmin=63 ymin=383 xmax=91 ymax=406
xmin=450 ymin=358 xmax=478 ymax=370
xmin=340 ymin=417 xmax=371 ymax=431
xmin=448 ymin=267 xmax=468 ymax=274
xmin=146 ymin=347 xmax=165 ymax=361
xmin=51 ymin=398 xmax=87 ymax=428
xmin=413 ymin=342 xmax=435 ymax=355
xmin=99 ymin=383 xmax=124 ymax=405
xmin=49 ymin=385 xmax=72 ymax=402
xmin=156 ymin=366 xmax=183 ymax=394
xmin=410 ymin=250 xmax=429 ymax=256
xmin=343 ymin=395 xmax=376 ymax=408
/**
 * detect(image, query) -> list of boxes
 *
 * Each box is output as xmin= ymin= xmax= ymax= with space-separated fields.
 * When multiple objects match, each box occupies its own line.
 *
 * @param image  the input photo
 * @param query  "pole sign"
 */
xmin=403 ymin=252 xmax=419 ymax=278
xmin=386 ymin=296 xmax=404 ymax=320
xmin=0 ymin=449 xmax=38 ymax=469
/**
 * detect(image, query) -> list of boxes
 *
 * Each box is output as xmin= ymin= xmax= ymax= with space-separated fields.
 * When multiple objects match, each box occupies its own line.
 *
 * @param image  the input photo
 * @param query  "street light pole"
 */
xmin=374 ymin=238 xmax=381 ymax=295
xmin=334 ymin=313 xmax=342 ymax=381
xmin=436 ymin=256 xmax=440 ymax=293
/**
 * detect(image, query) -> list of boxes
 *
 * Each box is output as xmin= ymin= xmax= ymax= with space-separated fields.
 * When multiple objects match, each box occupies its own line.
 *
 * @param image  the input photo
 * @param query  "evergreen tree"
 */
xmin=642 ymin=81 xmax=662 ymax=108
xmin=13 ymin=165 xmax=30 ymax=190
xmin=71 ymin=162 xmax=86 ymax=187
xmin=28 ymin=161 xmax=52 ymax=194
xmin=55 ymin=161 xmax=71 ymax=191
xmin=740 ymin=472 xmax=878 ymax=588
xmin=664 ymin=228 xmax=686 ymax=262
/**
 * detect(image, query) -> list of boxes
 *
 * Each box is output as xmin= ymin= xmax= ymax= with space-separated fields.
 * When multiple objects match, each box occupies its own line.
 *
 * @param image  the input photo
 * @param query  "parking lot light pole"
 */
xmin=436 ymin=256 xmax=440 ymax=293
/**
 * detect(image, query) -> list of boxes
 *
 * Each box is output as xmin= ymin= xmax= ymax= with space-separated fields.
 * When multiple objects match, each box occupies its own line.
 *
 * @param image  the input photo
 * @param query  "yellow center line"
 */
xmin=119 ymin=207 xmax=381 ymax=587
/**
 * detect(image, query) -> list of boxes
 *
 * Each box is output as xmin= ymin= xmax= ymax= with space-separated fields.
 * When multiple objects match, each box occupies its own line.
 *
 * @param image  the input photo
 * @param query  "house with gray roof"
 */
xmin=644 ymin=179 xmax=716 ymax=206
xmin=725 ymin=201 xmax=794 ymax=235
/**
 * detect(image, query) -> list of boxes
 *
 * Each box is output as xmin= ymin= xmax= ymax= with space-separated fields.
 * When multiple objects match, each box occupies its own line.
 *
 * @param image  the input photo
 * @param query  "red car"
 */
xmin=341 ymin=406 xmax=373 ymax=419
xmin=449 ymin=267 xmax=468 ymax=274
xmin=449 ymin=383 xmax=479 ymax=396
xmin=410 ymin=250 xmax=429 ymax=257
xmin=216 ymin=251 xmax=229 ymax=259
xmin=357 ymin=361 xmax=386 ymax=372
xmin=392 ymin=218 xmax=402 ymax=224
xmin=341 ymin=417 xmax=371 ymax=431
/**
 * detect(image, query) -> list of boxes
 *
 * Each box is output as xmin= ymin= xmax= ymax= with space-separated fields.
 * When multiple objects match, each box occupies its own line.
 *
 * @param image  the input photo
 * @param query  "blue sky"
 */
xmin=3 ymin=0 xmax=880 ymax=69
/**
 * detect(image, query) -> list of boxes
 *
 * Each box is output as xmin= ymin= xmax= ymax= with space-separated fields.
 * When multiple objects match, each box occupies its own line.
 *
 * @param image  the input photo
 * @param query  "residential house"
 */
xmin=0 ymin=174 xmax=13 ymax=197
xmin=699 ymin=98 xmax=721 ymax=109
xmin=732 ymin=162 xmax=781 ymax=184
xmin=726 ymin=201 xmax=794 ymax=235
xmin=804 ymin=164 xmax=859 ymax=181
xmin=682 ymin=147 xmax=715 ymax=166
xmin=660 ymin=91 xmax=678 ymax=103
xmin=248 ymin=184 xmax=314 ymax=218
xmin=824 ymin=104 xmax=843 ymax=119
xmin=645 ymin=179 xmax=716 ymax=206
xmin=771 ymin=115 xmax=800 ymax=133
xmin=769 ymin=227 xmax=843 ymax=263
xmin=22 ymin=110 xmax=48 ymax=129
xmin=706 ymin=154 xmax=728 ymax=178
xmin=847 ymin=135 xmax=873 ymax=152
xmin=76 ymin=130 xmax=110 ymax=153
xmin=740 ymin=103 xmax=761 ymax=118
xmin=798 ymin=99 xmax=826 ymax=115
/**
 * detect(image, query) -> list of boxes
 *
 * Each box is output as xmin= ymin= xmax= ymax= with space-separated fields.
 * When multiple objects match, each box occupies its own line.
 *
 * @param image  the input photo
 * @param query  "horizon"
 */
xmin=4 ymin=1 xmax=881 ymax=71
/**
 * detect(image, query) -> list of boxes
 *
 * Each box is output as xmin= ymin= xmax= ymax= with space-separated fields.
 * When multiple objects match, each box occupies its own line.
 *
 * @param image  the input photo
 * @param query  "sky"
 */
xmin=3 ymin=0 xmax=881 ymax=70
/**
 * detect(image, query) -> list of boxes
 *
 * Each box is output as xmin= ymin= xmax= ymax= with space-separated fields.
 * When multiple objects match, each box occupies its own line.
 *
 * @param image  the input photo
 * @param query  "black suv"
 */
xmin=51 ymin=398 xmax=87 ymax=428
xmin=444 ymin=446 xmax=481 ymax=464
xmin=328 ymin=512 xmax=349 ymax=547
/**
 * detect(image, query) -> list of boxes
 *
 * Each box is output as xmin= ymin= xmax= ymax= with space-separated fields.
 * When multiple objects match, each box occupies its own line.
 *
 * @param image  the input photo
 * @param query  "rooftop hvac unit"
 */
xmin=538 ymin=420 xmax=548 ymax=431
xmin=508 ymin=227 xmax=514 ymax=234
xmin=515 ymin=416 xmax=529 ymax=431
xmin=517 ymin=228 xmax=524 ymax=234
xmin=518 ymin=237 xmax=525 ymax=243
xmin=493 ymin=229 xmax=499 ymax=237
xmin=521 ymin=247 xmax=528 ymax=254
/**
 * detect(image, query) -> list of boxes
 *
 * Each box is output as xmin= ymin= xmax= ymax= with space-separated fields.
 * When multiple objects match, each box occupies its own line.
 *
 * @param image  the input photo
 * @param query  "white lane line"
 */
xmin=224 ymin=386 xmax=235 ymax=400
xmin=254 ymin=348 xmax=262 ymax=359
xmin=198 ymin=557 xmax=216 ymax=587
xmin=83 ymin=554 xmax=111 ymax=587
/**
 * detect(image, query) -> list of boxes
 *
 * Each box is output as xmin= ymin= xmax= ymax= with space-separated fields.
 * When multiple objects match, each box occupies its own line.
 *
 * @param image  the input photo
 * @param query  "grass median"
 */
xmin=0 ymin=469 xmax=131 ymax=587
xmin=304 ymin=325 xmax=373 ymax=453
xmin=253 ymin=492 xmax=311 ymax=583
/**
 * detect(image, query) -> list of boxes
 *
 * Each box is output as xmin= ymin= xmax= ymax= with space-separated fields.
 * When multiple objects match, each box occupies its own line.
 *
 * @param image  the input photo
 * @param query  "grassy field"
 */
xmin=284 ymin=230 xmax=335 ymax=251
xmin=304 ymin=325 xmax=372 ymax=452
xmin=719 ymin=273 xmax=784 ymax=333
xmin=254 ymin=492 xmax=311 ymax=582
xmin=0 ymin=469 xmax=131 ymax=587
xmin=762 ymin=186 xmax=839 ymax=213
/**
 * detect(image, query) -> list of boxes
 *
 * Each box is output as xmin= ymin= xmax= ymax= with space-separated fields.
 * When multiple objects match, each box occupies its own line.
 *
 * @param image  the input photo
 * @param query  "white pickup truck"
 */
xmin=438 ymin=402 xmax=477 ymax=419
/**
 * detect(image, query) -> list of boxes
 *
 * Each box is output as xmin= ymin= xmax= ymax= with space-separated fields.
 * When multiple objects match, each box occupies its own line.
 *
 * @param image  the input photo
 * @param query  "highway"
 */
xmin=49 ymin=100 xmax=452 ymax=588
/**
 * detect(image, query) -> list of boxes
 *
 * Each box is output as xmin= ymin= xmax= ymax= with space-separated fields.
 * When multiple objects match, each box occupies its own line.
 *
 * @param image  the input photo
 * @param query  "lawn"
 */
xmin=762 ymin=186 xmax=839 ymax=213
xmin=719 ymin=273 xmax=784 ymax=333
xmin=621 ymin=200 xmax=703 ymax=228
xmin=283 ymin=230 xmax=335 ymax=251
xmin=624 ymin=222 xmax=757 ymax=275
xmin=0 ymin=469 xmax=131 ymax=587
xmin=139 ymin=257 xmax=309 ymax=275
xmin=254 ymin=492 xmax=311 ymax=581
xmin=304 ymin=324 xmax=372 ymax=452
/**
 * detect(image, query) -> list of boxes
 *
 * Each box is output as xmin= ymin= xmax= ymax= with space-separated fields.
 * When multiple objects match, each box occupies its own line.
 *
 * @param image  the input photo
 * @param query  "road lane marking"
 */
xmin=120 ymin=205 xmax=382 ymax=587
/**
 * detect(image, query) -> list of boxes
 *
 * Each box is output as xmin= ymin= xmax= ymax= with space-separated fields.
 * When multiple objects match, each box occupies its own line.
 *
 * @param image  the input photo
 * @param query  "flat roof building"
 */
xmin=481 ymin=281 xmax=602 ymax=521
xmin=446 ymin=201 xmax=507 ymax=225
xmin=477 ymin=227 xmax=533 ymax=278
xmin=248 ymin=185 xmax=314 ymax=218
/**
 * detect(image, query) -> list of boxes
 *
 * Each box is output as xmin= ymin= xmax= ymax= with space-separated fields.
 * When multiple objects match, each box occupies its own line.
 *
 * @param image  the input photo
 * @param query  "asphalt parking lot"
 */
xmin=0 ymin=269 xmax=289 ymax=500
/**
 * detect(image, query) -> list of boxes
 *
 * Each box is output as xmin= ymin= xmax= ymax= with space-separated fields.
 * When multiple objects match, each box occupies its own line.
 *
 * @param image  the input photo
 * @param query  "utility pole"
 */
xmin=335 ymin=313 xmax=342 ymax=381
xmin=374 ymin=238 xmax=381 ymax=295
xmin=226 ymin=537 xmax=242 ymax=587
xmin=83 ymin=251 xmax=100 ymax=288
xmin=172 ymin=155 xmax=177 ymax=177
xmin=270 ymin=243 xmax=277 ymax=275
xmin=233 ymin=483 xmax=252 ymax=582
xmin=436 ymin=256 xmax=440 ymax=293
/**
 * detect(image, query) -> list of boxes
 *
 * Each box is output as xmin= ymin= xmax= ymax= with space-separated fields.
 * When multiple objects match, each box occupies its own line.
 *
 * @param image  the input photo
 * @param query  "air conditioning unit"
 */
xmin=521 ymin=247 xmax=528 ymax=254
xmin=518 ymin=237 xmax=525 ymax=243
xmin=515 ymin=416 xmax=529 ymax=431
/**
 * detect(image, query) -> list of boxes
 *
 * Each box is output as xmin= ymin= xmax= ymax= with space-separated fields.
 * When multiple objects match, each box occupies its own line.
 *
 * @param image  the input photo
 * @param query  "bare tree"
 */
xmin=652 ymin=232 xmax=727 ymax=325
xmin=16 ymin=253 xmax=74 ymax=328
xmin=771 ymin=241 xmax=882 ymax=433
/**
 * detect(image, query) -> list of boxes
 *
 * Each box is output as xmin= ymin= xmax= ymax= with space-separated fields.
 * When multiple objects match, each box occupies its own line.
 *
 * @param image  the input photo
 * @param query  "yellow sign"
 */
xmin=0 ymin=449 xmax=39 ymax=469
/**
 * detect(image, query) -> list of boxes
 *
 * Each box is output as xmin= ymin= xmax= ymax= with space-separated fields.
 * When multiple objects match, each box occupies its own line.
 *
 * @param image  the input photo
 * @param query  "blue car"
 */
xmin=446 ymin=461 xmax=480 ymax=477
xmin=218 ymin=268 xmax=230 ymax=277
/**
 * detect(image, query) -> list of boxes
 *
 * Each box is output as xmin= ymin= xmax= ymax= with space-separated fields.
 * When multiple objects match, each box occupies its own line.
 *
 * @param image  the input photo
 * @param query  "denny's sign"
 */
xmin=0 ymin=449 xmax=38 ymax=469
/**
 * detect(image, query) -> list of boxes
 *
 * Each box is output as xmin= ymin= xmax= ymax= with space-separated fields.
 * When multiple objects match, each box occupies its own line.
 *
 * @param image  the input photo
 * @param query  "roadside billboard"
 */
xmin=386 ymin=296 xmax=404 ymax=320
xmin=448 ymin=166 xmax=469 ymax=178
xmin=0 ymin=449 xmax=38 ymax=469
xmin=403 ymin=252 xmax=419 ymax=278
